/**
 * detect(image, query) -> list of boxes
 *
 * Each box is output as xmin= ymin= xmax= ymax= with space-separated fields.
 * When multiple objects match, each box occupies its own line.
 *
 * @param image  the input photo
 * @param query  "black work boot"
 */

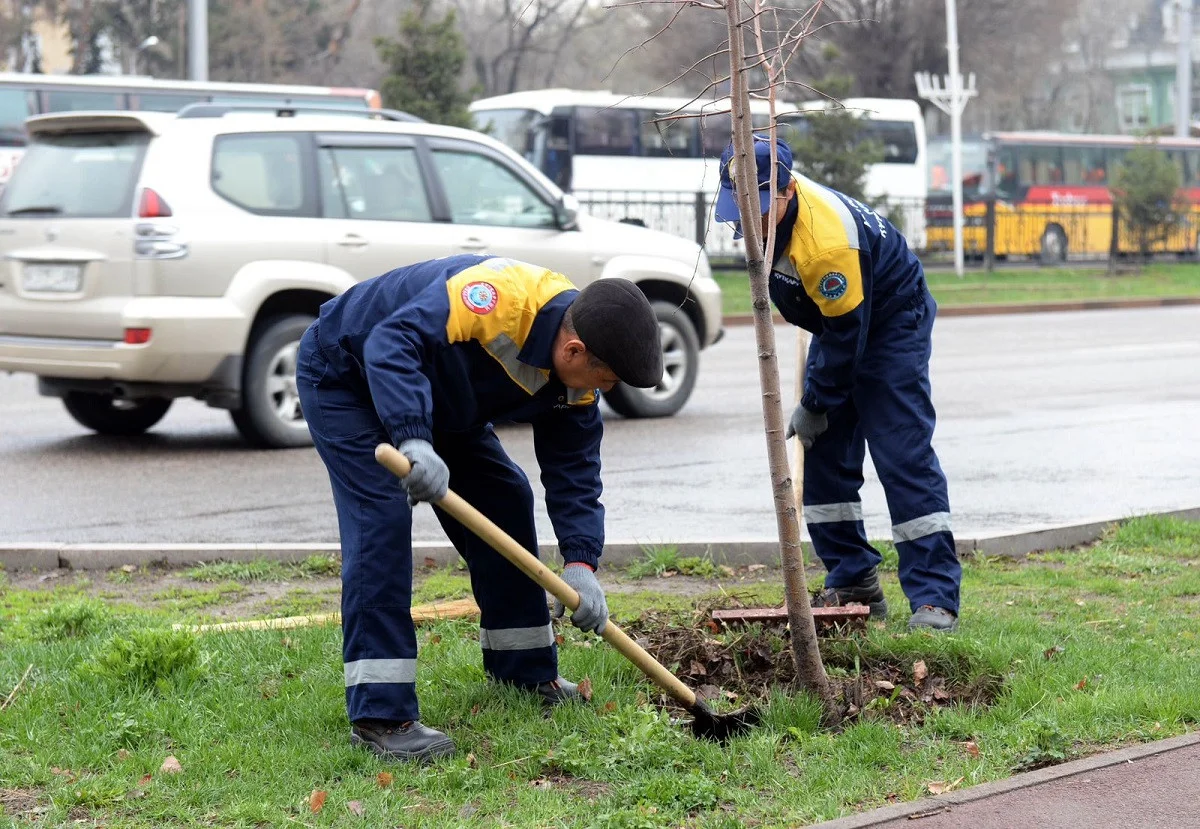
xmin=350 ymin=719 xmax=455 ymax=763
xmin=908 ymin=605 xmax=958 ymax=632
xmin=812 ymin=567 xmax=888 ymax=619
xmin=534 ymin=677 xmax=583 ymax=707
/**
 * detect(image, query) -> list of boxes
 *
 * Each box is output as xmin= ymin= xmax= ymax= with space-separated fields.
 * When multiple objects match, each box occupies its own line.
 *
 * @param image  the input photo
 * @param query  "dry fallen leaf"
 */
xmin=116 ymin=749 xmax=130 ymax=761
xmin=1075 ymin=599 xmax=1085 ymax=606
xmin=926 ymin=777 xmax=965 ymax=795
xmin=309 ymin=790 xmax=327 ymax=813
xmin=554 ymin=633 xmax=565 ymax=645
xmin=466 ymin=752 xmax=477 ymax=768
xmin=1044 ymin=645 xmax=1065 ymax=660
xmin=577 ymin=677 xmax=593 ymax=701
xmin=1075 ymin=677 xmax=1088 ymax=690
xmin=121 ymin=564 xmax=137 ymax=573
xmin=530 ymin=778 xmax=553 ymax=789
xmin=347 ymin=800 xmax=364 ymax=817
xmin=428 ymin=634 xmax=442 ymax=645
xmin=602 ymin=701 xmax=617 ymax=713
xmin=963 ymin=741 xmax=981 ymax=758
xmin=470 ymin=704 xmax=481 ymax=715
xmin=874 ymin=680 xmax=895 ymax=691
xmin=376 ymin=771 xmax=393 ymax=788
xmin=704 ymin=619 xmax=720 ymax=634
xmin=747 ymin=564 xmax=766 ymax=572
xmin=913 ymin=660 xmax=928 ymax=685
xmin=138 ymin=774 xmax=152 ymax=786
xmin=423 ymin=556 xmax=436 ymax=568
xmin=159 ymin=756 xmax=182 ymax=775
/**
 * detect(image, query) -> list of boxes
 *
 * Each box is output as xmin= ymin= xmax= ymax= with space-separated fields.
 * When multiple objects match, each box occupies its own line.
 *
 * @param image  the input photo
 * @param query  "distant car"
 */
xmin=0 ymin=105 xmax=722 ymax=447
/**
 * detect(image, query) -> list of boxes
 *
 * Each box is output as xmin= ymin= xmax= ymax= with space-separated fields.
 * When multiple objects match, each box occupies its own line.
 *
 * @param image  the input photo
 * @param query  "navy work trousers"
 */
xmin=296 ymin=322 xmax=557 ymax=724
xmin=803 ymin=292 xmax=961 ymax=614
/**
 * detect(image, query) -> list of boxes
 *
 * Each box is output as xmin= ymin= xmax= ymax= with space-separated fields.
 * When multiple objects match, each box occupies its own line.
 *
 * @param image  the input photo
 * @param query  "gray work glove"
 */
xmin=397 ymin=439 xmax=449 ymax=506
xmin=785 ymin=404 xmax=828 ymax=450
xmin=553 ymin=564 xmax=609 ymax=635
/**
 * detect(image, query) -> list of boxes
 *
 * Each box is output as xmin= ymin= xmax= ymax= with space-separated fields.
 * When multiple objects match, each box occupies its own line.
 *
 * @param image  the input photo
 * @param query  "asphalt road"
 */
xmin=2 ymin=306 xmax=1198 ymax=546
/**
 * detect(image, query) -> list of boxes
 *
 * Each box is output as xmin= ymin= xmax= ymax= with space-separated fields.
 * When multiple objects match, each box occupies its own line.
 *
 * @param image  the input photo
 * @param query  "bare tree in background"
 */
xmin=453 ymin=0 xmax=599 ymax=96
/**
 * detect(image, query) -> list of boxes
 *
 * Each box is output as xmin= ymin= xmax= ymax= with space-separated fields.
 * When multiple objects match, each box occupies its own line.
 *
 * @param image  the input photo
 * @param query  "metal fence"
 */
xmin=574 ymin=190 xmax=1200 ymax=267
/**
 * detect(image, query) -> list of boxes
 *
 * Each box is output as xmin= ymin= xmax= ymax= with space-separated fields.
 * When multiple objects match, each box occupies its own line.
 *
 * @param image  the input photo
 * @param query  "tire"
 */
xmin=231 ymin=314 xmax=315 ymax=449
xmin=1039 ymin=224 xmax=1068 ymax=265
xmin=602 ymin=299 xmax=700 ymax=419
xmin=62 ymin=392 xmax=171 ymax=436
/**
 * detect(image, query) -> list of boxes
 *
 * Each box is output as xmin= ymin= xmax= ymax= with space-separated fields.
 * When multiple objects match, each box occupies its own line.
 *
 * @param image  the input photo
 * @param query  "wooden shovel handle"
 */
xmin=375 ymin=443 xmax=697 ymax=708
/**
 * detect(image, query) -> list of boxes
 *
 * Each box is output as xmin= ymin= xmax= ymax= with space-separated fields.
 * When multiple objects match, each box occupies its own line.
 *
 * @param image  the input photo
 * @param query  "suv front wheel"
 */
xmin=231 ymin=314 xmax=315 ymax=449
xmin=62 ymin=392 xmax=172 ymax=436
xmin=602 ymin=300 xmax=700 ymax=419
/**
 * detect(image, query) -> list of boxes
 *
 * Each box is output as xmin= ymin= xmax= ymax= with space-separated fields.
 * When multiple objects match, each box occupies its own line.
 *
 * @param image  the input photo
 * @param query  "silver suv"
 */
xmin=0 ymin=106 xmax=722 ymax=447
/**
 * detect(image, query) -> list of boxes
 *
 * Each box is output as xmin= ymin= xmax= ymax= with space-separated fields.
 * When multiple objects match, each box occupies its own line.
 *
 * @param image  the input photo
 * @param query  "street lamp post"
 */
xmin=132 ymin=35 xmax=160 ymax=75
xmin=915 ymin=0 xmax=977 ymax=277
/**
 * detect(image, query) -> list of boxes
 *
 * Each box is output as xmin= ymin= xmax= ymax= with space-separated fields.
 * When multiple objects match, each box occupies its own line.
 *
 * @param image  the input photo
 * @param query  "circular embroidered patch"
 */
xmin=818 ymin=272 xmax=849 ymax=300
xmin=461 ymin=281 xmax=498 ymax=314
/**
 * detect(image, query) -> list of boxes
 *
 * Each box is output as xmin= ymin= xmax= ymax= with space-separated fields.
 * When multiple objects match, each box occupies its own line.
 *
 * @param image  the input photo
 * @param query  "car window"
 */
xmin=0 ymin=89 xmax=32 ymax=146
xmin=319 ymin=146 xmax=431 ymax=222
xmin=0 ymin=131 xmax=147 ymax=218
xmin=432 ymin=148 xmax=555 ymax=228
xmin=42 ymin=90 xmax=125 ymax=113
xmin=212 ymin=134 xmax=308 ymax=214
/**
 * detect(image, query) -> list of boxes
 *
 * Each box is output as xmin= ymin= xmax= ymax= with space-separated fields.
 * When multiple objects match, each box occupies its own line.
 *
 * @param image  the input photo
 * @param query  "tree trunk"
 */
xmin=724 ymin=0 xmax=837 ymax=722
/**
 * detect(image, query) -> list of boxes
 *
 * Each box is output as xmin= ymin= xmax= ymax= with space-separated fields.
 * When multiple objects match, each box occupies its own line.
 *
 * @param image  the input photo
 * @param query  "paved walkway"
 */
xmin=809 ymin=733 xmax=1200 ymax=829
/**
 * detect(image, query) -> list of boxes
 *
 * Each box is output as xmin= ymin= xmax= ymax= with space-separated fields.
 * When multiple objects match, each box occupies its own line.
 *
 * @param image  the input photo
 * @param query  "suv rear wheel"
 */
xmin=62 ymin=392 xmax=172 ymax=436
xmin=231 ymin=314 xmax=315 ymax=449
xmin=602 ymin=299 xmax=699 ymax=418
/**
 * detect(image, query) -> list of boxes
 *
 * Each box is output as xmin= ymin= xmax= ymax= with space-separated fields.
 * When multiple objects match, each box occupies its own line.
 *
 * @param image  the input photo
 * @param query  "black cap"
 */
xmin=571 ymin=279 xmax=663 ymax=388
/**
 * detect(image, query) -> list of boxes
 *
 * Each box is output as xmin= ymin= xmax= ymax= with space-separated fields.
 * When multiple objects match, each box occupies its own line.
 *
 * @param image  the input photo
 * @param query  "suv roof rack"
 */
xmin=175 ymin=103 xmax=424 ymax=123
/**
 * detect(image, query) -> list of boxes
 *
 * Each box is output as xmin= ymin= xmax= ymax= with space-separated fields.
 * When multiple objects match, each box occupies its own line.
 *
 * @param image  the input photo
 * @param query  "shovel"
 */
xmin=375 ymin=444 xmax=759 ymax=742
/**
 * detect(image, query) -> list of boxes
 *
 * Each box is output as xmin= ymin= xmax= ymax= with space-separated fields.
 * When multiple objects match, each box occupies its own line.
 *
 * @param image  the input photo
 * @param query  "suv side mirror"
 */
xmin=555 ymin=194 xmax=579 ymax=231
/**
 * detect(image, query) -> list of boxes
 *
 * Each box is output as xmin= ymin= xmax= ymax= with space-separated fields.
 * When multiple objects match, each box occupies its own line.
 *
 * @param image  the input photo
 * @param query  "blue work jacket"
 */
xmin=768 ymin=173 xmax=927 ymax=414
xmin=316 ymin=253 xmax=605 ymax=568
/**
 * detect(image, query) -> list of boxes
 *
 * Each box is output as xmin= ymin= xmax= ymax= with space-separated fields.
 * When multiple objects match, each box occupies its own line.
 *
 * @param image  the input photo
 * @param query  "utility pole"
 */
xmin=187 ymin=0 xmax=208 ymax=81
xmin=915 ymin=0 xmax=977 ymax=277
xmin=1178 ymin=0 xmax=1194 ymax=137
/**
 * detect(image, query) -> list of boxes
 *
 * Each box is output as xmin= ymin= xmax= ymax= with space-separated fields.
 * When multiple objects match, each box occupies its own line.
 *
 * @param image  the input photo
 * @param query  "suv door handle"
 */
xmin=337 ymin=233 xmax=368 ymax=248
xmin=460 ymin=237 xmax=488 ymax=251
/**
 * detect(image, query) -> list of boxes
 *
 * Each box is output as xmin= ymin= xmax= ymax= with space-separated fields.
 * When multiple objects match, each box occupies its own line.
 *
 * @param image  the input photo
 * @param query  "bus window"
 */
xmin=474 ymin=108 xmax=538 ymax=157
xmin=132 ymin=92 xmax=207 ymax=112
xmin=574 ymin=107 xmax=636 ymax=155
xmin=42 ymin=90 xmax=126 ymax=113
xmin=1105 ymin=148 xmax=1129 ymax=181
xmin=1065 ymin=146 xmax=1106 ymax=185
xmin=859 ymin=120 xmax=918 ymax=164
xmin=636 ymin=110 xmax=693 ymax=157
xmin=0 ymin=88 xmax=33 ymax=145
xmin=699 ymin=111 xmax=732 ymax=157
xmin=1166 ymin=150 xmax=1188 ymax=186
xmin=995 ymin=146 xmax=1018 ymax=197
xmin=1019 ymin=146 xmax=1063 ymax=186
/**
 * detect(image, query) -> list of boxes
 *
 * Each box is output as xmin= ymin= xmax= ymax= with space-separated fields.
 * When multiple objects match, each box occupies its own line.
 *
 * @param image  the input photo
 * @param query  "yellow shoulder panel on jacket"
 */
xmin=797 ymin=247 xmax=864 ymax=317
xmin=444 ymin=258 xmax=577 ymax=393
xmin=444 ymin=259 xmax=573 ymax=345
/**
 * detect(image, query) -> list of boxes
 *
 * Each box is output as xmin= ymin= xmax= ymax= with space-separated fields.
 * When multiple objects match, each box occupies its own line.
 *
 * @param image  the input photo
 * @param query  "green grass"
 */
xmin=1 ymin=517 xmax=1198 ymax=827
xmin=626 ymin=545 xmax=721 ymax=579
xmin=185 ymin=555 xmax=341 ymax=583
xmin=713 ymin=262 xmax=1200 ymax=315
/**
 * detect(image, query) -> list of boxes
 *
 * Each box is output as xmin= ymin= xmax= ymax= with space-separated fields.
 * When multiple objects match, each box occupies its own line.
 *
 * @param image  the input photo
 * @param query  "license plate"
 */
xmin=22 ymin=263 xmax=83 ymax=293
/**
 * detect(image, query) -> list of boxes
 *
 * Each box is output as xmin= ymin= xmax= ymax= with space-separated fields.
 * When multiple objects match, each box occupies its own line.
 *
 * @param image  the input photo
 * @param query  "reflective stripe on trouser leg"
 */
xmin=801 ymin=377 xmax=883 ymax=587
xmin=433 ymin=426 xmax=557 ymax=687
xmin=857 ymin=292 xmax=961 ymax=614
xmin=297 ymin=338 xmax=421 ymax=723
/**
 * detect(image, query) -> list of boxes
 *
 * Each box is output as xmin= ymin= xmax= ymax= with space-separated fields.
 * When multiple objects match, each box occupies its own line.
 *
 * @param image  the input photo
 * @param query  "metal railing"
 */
xmin=576 ymin=189 xmax=1200 ymax=267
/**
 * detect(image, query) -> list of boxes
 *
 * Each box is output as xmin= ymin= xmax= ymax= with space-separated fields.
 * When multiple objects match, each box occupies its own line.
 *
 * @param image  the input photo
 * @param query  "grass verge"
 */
xmin=1 ymin=517 xmax=1197 ymax=827
xmin=713 ymin=262 xmax=1200 ymax=315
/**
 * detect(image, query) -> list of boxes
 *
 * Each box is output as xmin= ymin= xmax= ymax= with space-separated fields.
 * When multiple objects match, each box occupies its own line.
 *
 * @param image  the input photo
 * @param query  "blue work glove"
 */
xmin=553 ymin=563 xmax=609 ymax=634
xmin=397 ymin=439 xmax=449 ymax=506
xmin=785 ymin=404 xmax=828 ymax=450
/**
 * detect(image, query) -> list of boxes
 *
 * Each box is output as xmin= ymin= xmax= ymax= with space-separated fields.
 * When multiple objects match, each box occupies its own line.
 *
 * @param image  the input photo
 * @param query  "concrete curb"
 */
xmin=805 ymin=731 xmax=1200 ymax=828
xmin=720 ymin=295 xmax=1200 ymax=327
xmin=3 ymin=507 xmax=1197 ymax=572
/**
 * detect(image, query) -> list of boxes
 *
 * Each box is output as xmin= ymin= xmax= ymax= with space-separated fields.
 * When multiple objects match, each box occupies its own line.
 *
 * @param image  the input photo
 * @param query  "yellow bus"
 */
xmin=925 ymin=132 xmax=1200 ymax=262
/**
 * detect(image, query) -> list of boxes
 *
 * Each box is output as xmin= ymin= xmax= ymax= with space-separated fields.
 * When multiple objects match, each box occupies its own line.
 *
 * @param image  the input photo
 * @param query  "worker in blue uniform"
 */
xmin=715 ymin=135 xmax=961 ymax=633
xmin=296 ymin=254 xmax=664 ymax=762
